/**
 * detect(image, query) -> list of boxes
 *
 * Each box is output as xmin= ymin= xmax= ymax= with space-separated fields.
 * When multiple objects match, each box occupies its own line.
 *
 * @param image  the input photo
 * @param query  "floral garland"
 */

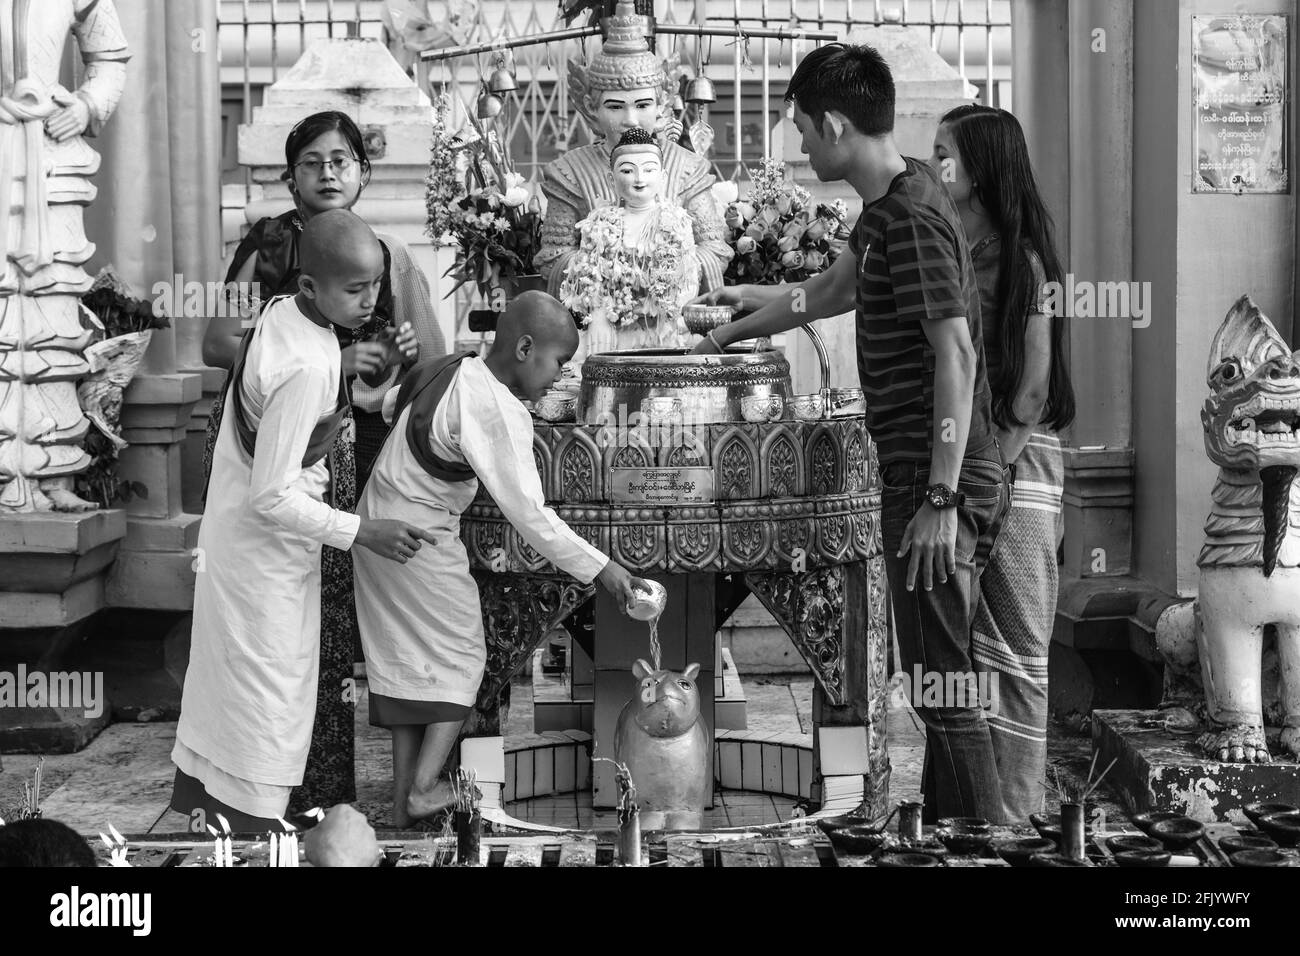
xmin=559 ymin=201 xmax=696 ymax=329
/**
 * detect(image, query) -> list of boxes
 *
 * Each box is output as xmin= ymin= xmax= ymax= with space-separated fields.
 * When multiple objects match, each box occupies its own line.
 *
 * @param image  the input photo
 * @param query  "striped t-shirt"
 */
xmin=848 ymin=157 xmax=995 ymax=465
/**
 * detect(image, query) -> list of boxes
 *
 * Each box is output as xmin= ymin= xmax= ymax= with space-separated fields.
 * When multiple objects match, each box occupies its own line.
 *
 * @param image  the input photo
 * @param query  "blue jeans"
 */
xmin=881 ymin=440 xmax=1011 ymax=824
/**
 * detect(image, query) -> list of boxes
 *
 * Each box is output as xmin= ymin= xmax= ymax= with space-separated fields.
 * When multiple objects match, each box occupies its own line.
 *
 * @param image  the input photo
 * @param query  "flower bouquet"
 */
xmin=721 ymin=159 xmax=852 ymax=286
xmin=74 ymin=266 xmax=170 ymax=508
xmin=425 ymin=93 xmax=543 ymax=301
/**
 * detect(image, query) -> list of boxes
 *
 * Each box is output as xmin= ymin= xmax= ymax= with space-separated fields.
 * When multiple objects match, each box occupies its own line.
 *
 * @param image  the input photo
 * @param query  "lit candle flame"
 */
xmin=108 ymin=823 xmax=126 ymax=844
xmin=215 ymin=813 xmax=232 ymax=835
xmin=277 ymin=817 xmax=297 ymax=832
xmin=206 ymin=824 xmax=220 ymax=837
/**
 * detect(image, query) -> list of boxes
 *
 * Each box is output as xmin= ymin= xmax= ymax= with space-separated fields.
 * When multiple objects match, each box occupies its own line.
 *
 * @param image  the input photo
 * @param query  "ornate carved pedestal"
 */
xmin=462 ymin=415 xmax=889 ymax=817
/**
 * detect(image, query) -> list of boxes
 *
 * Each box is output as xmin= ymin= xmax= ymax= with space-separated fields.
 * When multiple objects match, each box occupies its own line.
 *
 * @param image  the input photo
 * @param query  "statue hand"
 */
xmin=45 ymin=98 xmax=91 ymax=142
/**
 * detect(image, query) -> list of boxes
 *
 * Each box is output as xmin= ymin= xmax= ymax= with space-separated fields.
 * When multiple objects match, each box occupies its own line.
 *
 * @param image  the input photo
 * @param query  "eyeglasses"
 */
xmin=292 ymin=156 xmax=359 ymax=177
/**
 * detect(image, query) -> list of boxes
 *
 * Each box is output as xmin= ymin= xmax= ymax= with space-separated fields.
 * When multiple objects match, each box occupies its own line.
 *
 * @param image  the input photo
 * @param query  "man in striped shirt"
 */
xmin=692 ymin=44 xmax=1011 ymax=822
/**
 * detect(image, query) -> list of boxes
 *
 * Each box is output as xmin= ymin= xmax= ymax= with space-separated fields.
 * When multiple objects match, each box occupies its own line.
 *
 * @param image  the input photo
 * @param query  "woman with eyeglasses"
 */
xmin=197 ymin=110 xmax=445 ymax=816
xmin=930 ymin=105 xmax=1076 ymax=822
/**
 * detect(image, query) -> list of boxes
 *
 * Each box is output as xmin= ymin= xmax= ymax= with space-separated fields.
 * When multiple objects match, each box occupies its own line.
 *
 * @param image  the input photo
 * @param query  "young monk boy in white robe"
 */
xmin=354 ymin=291 xmax=644 ymax=826
xmin=171 ymin=210 xmax=440 ymax=830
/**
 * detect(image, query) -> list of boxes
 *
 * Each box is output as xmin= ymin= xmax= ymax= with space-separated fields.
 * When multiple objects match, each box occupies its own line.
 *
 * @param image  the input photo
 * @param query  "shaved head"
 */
xmin=486 ymin=291 xmax=580 ymax=402
xmin=296 ymin=208 xmax=384 ymax=330
xmin=299 ymin=208 xmax=383 ymax=278
xmin=490 ymin=291 xmax=579 ymax=356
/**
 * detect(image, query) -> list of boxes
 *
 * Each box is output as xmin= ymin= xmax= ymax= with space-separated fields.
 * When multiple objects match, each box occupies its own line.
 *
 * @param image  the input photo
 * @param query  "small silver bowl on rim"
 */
xmin=533 ymin=392 xmax=577 ymax=423
xmin=741 ymin=393 xmax=784 ymax=423
xmin=787 ymin=393 xmax=825 ymax=421
xmin=640 ymin=395 xmax=683 ymax=424
xmin=682 ymin=303 xmax=736 ymax=336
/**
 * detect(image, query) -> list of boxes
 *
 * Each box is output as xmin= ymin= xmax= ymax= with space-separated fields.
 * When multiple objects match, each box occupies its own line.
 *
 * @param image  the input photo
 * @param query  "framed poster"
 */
xmin=1192 ymin=14 xmax=1288 ymax=194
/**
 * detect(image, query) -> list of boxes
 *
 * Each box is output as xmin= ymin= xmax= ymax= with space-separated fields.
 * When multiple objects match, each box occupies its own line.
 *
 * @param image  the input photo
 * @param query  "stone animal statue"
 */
xmin=613 ymin=658 xmax=709 ymax=830
xmin=1195 ymin=295 xmax=1300 ymax=762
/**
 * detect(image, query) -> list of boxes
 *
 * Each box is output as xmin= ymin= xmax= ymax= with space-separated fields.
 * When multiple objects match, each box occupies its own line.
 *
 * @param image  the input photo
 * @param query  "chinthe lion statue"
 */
xmin=1193 ymin=295 xmax=1300 ymax=763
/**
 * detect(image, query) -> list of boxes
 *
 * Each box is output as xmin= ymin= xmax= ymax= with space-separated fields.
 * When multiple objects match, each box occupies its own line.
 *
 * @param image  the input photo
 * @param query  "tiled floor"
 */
xmin=0 ymin=672 xmax=1120 ymax=834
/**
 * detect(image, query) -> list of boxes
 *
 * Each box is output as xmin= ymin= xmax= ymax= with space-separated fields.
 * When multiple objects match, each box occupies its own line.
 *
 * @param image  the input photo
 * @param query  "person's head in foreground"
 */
xmin=296 ymin=208 xmax=385 ymax=331
xmin=303 ymin=804 xmax=382 ymax=867
xmin=610 ymin=127 xmax=663 ymax=209
xmin=487 ymin=291 xmax=580 ymax=403
xmin=784 ymin=43 xmax=896 ymax=183
xmin=0 ymin=818 xmax=96 ymax=867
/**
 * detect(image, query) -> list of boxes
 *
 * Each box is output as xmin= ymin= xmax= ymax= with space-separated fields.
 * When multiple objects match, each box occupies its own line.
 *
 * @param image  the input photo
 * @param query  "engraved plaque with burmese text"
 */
xmin=610 ymin=467 xmax=714 ymax=504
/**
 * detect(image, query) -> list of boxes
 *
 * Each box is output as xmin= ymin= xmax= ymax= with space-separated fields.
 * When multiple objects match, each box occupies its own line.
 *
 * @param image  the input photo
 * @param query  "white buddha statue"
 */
xmin=560 ymin=128 xmax=700 ymax=359
xmin=537 ymin=1 xmax=730 ymax=299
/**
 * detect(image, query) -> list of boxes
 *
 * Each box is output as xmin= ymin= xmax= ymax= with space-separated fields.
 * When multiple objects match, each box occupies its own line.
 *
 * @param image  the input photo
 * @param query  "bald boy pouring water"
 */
xmin=354 ymin=291 xmax=645 ymax=826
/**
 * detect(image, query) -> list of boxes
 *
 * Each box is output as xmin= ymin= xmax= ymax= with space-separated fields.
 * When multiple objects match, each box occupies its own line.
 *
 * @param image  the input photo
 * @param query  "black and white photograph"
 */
xmin=0 ymin=0 xmax=1293 ymax=937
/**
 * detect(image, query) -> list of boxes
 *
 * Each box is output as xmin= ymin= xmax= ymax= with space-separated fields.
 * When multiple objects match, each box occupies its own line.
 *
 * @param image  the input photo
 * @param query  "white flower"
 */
xmin=712 ymin=180 xmax=740 ymax=206
xmin=502 ymin=172 xmax=530 ymax=208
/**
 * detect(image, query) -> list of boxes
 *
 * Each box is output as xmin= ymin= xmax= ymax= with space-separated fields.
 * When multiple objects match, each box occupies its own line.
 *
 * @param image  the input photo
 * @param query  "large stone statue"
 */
xmin=0 ymin=0 xmax=130 ymax=512
xmin=1195 ymin=295 xmax=1300 ymax=762
xmin=537 ymin=0 xmax=730 ymax=300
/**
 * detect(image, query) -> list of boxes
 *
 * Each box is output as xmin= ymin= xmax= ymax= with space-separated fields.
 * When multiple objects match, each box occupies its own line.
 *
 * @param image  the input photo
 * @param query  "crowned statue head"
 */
xmin=609 ymin=127 xmax=663 ymax=210
xmin=568 ymin=0 xmax=682 ymax=145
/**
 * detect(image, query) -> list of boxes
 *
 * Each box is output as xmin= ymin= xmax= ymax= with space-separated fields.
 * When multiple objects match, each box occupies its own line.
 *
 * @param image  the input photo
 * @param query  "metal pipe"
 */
xmin=760 ymin=0 xmax=770 ymax=162
xmin=799 ymin=323 xmax=833 ymax=416
xmin=733 ymin=0 xmax=742 ymax=179
xmin=419 ymin=23 xmax=837 ymax=62
xmin=985 ymin=0 xmax=995 ymax=106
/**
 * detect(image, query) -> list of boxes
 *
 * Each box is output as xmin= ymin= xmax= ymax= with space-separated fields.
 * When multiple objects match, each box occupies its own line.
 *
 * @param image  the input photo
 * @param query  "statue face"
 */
xmin=592 ymin=88 xmax=662 ymax=141
xmin=612 ymin=149 xmax=662 ymax=209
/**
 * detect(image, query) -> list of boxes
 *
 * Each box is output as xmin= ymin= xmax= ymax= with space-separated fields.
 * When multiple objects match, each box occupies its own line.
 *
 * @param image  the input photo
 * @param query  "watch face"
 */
xmin=926 ymin=485 xmax=953 ymax=508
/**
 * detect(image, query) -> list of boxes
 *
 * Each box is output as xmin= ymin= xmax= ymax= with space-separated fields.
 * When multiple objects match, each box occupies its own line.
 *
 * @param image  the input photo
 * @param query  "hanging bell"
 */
xmin=477 ymin=91 xmax=503 ymax=120
xmin=685 ymin=76 xmax=716 ymax=105
xmin=488 ymin=66 xmax=517 ymax=95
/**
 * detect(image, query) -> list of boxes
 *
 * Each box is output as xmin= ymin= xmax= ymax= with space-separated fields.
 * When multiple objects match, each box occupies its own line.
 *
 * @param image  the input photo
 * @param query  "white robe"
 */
xmin=353 ymin=356 xmax=607 ymax=707
xmin=173 ymin=296 xmax=360 ymax=815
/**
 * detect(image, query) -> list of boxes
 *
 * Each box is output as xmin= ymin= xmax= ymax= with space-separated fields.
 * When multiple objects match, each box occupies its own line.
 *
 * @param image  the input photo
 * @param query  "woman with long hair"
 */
xmin=932 ymin=104 xmax=1076 ymax=820
xmin=194 ymin=111 xmax=444 ymax=817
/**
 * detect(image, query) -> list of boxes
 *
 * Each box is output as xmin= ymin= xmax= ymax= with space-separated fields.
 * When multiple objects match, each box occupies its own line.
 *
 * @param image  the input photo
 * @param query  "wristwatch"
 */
xmin=923 ymin=483 xmax=965 ymax=509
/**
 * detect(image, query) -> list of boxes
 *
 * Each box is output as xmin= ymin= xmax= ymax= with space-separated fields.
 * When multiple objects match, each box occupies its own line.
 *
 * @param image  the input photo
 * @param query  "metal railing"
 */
xmin=219 ymin=1 xmax=1010 ymax=194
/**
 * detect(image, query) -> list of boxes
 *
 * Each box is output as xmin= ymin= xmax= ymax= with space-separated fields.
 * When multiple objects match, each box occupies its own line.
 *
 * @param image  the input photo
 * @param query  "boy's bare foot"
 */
xmin=405 ymin=779 xmax=457 ymax=821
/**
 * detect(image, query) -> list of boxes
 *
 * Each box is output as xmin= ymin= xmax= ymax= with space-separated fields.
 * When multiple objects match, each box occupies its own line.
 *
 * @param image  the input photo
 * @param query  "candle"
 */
xmin=277 ymin=818 xmax=297 ymax=867
xmin=207 ymin=825 xmax=222 ymax=867
xmin=268 ymin=832 xmax=278 ymax=868
xmin=215 ymin=813 xmax=234 ymax=867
